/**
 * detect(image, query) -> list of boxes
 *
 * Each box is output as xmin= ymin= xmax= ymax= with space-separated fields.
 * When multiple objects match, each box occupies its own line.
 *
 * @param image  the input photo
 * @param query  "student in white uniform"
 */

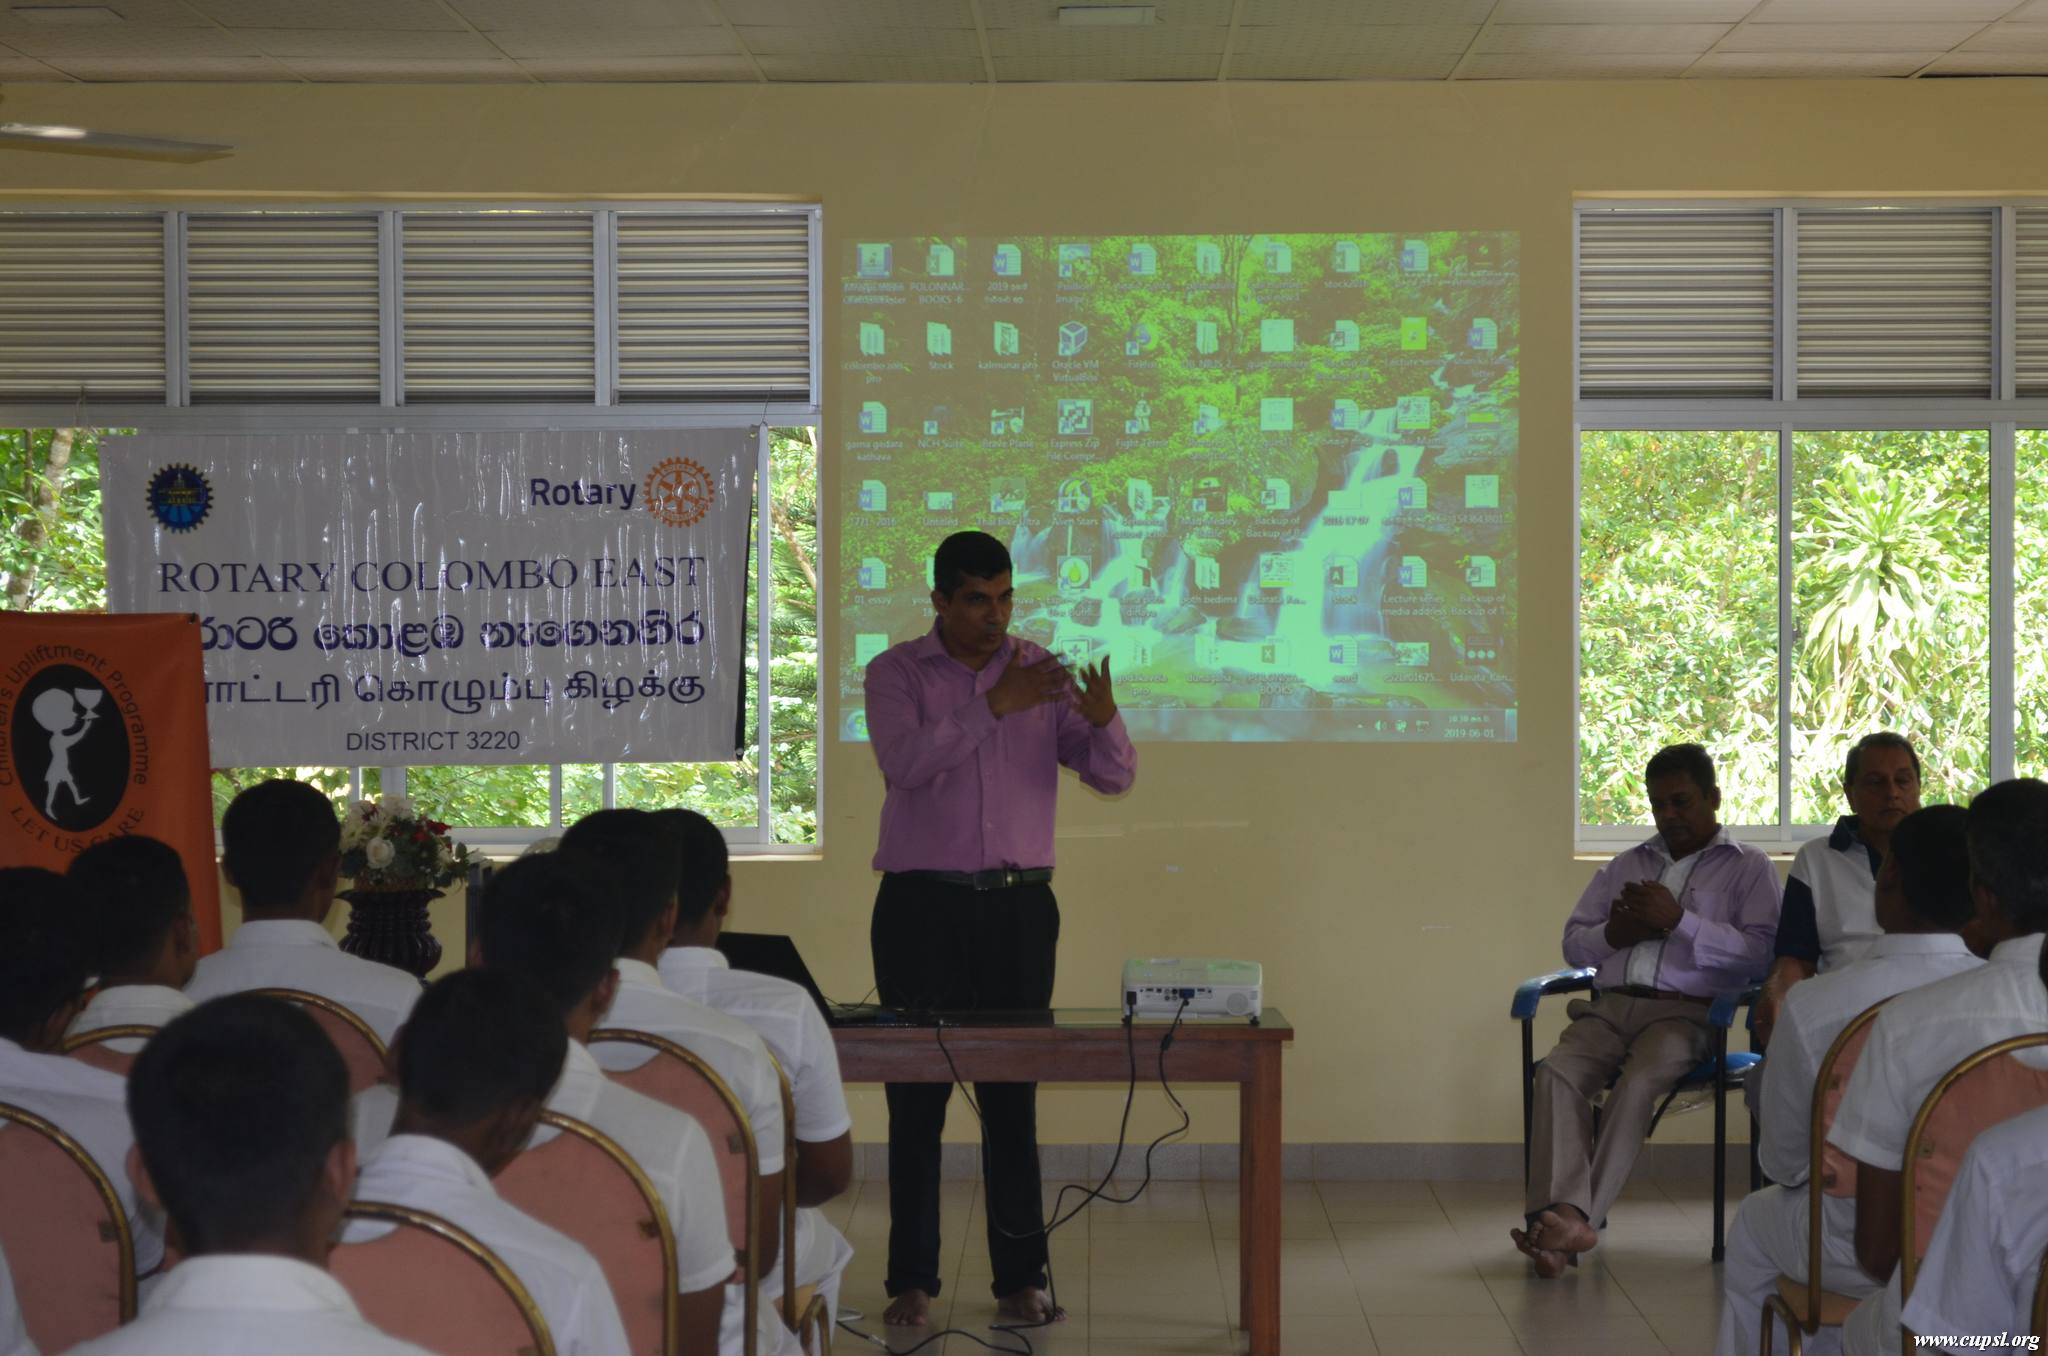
xmin=344 ymin=968 xmax=631 ymax=1356
xmin=1715 ymin=805 xmax=1983 ymax=1356
xmin=474 ymin=854 xmax=737 ymax=1356
xmin=1827 ymin=778 xmax=2048 ymax=1356
xmin=67 ymin=994 xmax=431 ymax=1356
xmin=653 ymin=808 xmax=857 ymax=1336
xmin=0 ymin=1238 xmax=37 ymax=1356
xmin=187 ymin=779 xmax=421 ymax=1045
xmin=65 ymin=835 xmax=199 ymax=1052
xmin=0 ymin=868 xmax=166 ymax=1277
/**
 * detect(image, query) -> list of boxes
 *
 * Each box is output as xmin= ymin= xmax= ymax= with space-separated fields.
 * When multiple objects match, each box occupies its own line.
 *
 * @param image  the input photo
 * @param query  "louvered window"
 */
xmin=0 ymin=215 xmax=165 ymax=401
xmin=186 ymin=213 xmax=381 ymax=403
xmin=401 ymin=213 xmax=596 ymax=402
xmin=615 ymin=213 xmax=813 ymax=401
xmin=1577 ymin=211 xmax=1774 ymax=399
xmin=1795 ymin=209 xmax=1993 ymax=397
xmin=2016 ymin=209 xmax=2048 ymax=396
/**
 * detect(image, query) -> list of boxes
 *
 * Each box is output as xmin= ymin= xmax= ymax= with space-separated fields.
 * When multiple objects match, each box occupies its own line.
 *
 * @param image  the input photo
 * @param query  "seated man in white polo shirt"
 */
xmin=188 ymin=779 xmax=421 ymax=1046
xmin=346 ymin=968 xmax=631 ymax=1356
xmin=1715 ymin=804 xmax=1982 ymax=1356
xmin=0 ymin=867 xmax=166 ymax=1278
xmin=65 ymin=835 xmax=198 ymax=1050
xmin=69 ymin=994 xmax=430 ymax=1356
xmin=653 ymin=808 xmax=856 ymax=1333
xmin=0 ymin=1239 xmax=31 ymax=1356
xmin=474 ymin=854 xmax=737 ymax=1356
xmin=1827 ymin=777 xmax=2048 ymax=1356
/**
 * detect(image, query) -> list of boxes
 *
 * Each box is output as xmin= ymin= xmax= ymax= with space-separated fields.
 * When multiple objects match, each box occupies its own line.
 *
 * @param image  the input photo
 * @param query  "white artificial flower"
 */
xmin=364 ymin=838 xmax=397 ymax=869
xmin=377 ymin=792 xmax=413 ymax=819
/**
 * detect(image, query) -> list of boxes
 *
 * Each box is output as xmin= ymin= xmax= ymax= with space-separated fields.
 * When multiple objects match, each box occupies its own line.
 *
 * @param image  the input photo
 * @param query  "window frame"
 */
xmin=1575 ymin=199 xmax=2039 ymax=853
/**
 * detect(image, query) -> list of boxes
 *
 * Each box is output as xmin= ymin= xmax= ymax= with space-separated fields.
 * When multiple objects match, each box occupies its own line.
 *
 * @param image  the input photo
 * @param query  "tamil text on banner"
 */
xmin=100 ymin=431 xmax=756 ymax=768
xmin=0 ymin=611 xmax=223 ymax=951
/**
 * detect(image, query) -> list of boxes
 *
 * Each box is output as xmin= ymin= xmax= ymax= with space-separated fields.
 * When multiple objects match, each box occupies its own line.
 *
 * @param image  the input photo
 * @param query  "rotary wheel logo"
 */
xmin=147 ymin=463 xmax=211 ymax=532
xmin=644 ymin=457 xmax=715 ymax=527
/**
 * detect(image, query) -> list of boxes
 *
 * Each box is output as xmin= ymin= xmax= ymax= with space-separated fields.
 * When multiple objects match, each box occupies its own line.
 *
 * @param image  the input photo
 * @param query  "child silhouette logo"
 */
xmin=9 ymin=664 xmax=128 ymax=832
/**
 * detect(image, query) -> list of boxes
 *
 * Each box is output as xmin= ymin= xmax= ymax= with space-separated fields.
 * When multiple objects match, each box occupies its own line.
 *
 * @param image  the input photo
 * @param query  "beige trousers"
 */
xmin=1528 ymin=992 xmax=1712 ymax=1226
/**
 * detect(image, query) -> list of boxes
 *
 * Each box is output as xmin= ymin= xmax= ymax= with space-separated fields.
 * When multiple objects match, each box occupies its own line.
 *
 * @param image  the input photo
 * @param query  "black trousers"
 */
xmin=870 ymin=873 xmax=1060 ymax=1299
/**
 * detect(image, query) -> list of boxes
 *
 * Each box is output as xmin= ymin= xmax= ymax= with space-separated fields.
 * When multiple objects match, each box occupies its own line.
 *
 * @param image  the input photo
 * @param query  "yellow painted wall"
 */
xmin=12 ymin=77 xmax=2046 ymax=1148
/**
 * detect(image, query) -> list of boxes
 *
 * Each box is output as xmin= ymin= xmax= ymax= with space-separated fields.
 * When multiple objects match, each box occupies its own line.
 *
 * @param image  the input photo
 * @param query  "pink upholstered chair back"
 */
xmin=0 ymin=1101 xmax=136 ymax=1353
xmin=496 ymin=1110 xmax=679 ymax=1356
xmin=60 ymin=1024 xmax=161 ymax=1077
xmin=246 ymin=988 xmax=390 ymax=1092
xmin=1818 ymin=1004 xmax=1885 ymax=1201
xmin=775 ymin=1061 xmax=798 ymax=1330
xmin=1902 ymin=1033 xmax=2048 ymax=1304
xmin=331 ymin=1202 xmax=554 ymax=1356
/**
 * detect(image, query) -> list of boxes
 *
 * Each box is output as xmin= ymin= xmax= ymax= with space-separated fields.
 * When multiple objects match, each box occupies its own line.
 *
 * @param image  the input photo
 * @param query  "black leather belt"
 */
xmin=1607 ymin=984 xmax=1711 ymax=1005
xmin=893 ymin=867 xmax=1053 ymax=891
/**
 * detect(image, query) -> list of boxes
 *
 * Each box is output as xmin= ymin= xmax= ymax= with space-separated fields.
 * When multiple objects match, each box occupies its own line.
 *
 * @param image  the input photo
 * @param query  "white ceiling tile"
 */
xmin=1458 ymin=50 xmax=1697 ymax=76
xmin=1231 ymin=24 xmax=1477 ymax=56
xmin=1240 ymin=0 xmax=1494 ymax=23
xmin=725 ymin=0 xmax=968 ymax=25
xmin=1494 ymin=0 xmax=1756 ymax=19
xmin=1228 ymin=49 xmax=1462 ymax=77
xmin=0 ymin=21 xmax=256 ymax=53
xmin=444 ymin=0 xmax=717 ymax=29
xmin=244 ymin=27 xmax=504 ymax=57
xmin=985 ymin=24 xmax=1227 ymax=55
xmin=47 ymin=53 xmax=292 ymax=76
xmin=1688 ymin=49 xmax=1941 ymax=75
xmin=754 ymin=52 xmax=983 ymax=80
xmin=994 ymin=51 xmax=1218 ymax=78
xmin=283 ymin=55 xmax=528 ymax=78
xmin=521 ymin=54 xmax=757 ymax=79
xmin=735 ymin=26 xmax=980 ymax=56
xmin=1924 ymin=49 xmax=2048 ymax=71
xmin=185 ymin=0 xmax=463 ymax=28
xmin=979 ymin=0 xmax=1236 ymax=23
xmin=5 ymin=0 xmax=213 ymax=23
xmin=487 ymin=25 xmax=739 ymax=56
xmin=1476 ymin=22 xmax=1729 ymax=53
xmin=0 ymin=53 xmax=68 ymax=75
xmin=1747 ymin=0 xmax=2014 ymax=18
xmin=1723 ymin=22 xmax=1985 ymax=50
xmin=1962 ymin=23 xmax=2048 ymax=50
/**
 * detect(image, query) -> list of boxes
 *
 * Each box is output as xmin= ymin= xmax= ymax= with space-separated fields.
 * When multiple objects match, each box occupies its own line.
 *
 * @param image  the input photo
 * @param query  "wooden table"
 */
xmin=834 ymin=1007 xmax=1293 ymax=1356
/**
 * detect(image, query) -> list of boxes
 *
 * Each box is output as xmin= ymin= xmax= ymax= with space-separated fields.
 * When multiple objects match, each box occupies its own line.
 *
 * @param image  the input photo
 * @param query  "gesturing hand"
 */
xmin=1621 ymin=880 xmax=1684 ymax=932
xmin=1073 ymin=656 xmax=1116 ymax=728
xmin=988 ymin=654 xmax=1071 ymax=719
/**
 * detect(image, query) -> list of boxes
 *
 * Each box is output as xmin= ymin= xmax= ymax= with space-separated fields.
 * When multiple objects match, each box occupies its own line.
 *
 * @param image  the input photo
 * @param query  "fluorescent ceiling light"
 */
xmin=1057 ymin=5 xmax=1157 ymax=26
xmin=11 ymin=5 xmax=124 ymax=24
xmin=0 ymin=122 xmax=89 ymax=139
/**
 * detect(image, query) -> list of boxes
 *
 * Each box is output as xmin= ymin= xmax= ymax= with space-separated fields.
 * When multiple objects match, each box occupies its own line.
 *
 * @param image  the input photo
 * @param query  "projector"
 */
xmin=1122 ymin=958 xmax=1263 ymax=1021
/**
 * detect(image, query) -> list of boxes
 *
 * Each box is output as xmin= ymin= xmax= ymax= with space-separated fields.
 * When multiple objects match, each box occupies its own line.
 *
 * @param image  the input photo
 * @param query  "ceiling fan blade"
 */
xmin=0 ymin=122 xmax=233 ymax=155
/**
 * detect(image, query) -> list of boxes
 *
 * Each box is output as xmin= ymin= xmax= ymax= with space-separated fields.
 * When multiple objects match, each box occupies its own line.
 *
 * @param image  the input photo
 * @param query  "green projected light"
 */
xmin=839 ymin=233 xmax=1518 ymax=743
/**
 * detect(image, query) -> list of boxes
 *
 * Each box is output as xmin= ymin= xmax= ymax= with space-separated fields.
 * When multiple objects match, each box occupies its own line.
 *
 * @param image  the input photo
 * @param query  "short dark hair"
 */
xmin=1845 ymin=732 xmax=1922 ymax=788
xmin=933 ymin=530 xmax=1012 ymax=597
xmin=0 ymin=868 xmax=91 ymax=1042
xmin=651 ymin=808 xmax=729 ymax=927
xmin=127 ymin=994 xmax=350 ymax=1253
xmin=557 ymin=808 xmax=677 ymax=953
xmin=1968 ymin=778 xmax=2048 ymax=931
xmin=397 ymin=969 xmax=566 ymax=1126
xmin=66 ymin=835 xmax=191 ymax=976
xmin=1645 ymin=742 xmax=1718 ymax=795
xmin=221 ymin=779 xmax=340 ymax=911
xmin=1888 ymin=804 xmax=1973 ymax=931
xmin=475 ymin=854 xmax=624 ymax=1015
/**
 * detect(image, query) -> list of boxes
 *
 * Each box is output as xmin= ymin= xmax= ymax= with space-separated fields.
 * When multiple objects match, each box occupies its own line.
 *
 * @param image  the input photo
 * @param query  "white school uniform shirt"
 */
xmin=0 ymin=1037 xmax=165 ymax=1275
xmin=185 ymin=919 xmax=421 ymax=1046
xmin=594 ymin=960 xmax=787 ymax=1176
xmin=534 ymin=1039 xmax=737 ymax=1295
xmin=1621 ymin=827 xmax=1718 ymax=988
xmin=343 ymin=1134 xmax=632 ymax=1356
xmin=1789 ymin=820 xmax=1883 ymax=971
xmin=0 ymin=1237 xmax=35 ymax=1356
xmin=65 ymin=984 xmax=195 ymax=1055
xmin=1898 ymin=1101 xmax=2048 ymax=1352
xmin=63 ymin=1255 xmax=433 ymax=1356
xmin=1760 ymin=932 xmax=1984 ymax=1186
xmin=1828 ymin=933 xmax=2048 ymax=1173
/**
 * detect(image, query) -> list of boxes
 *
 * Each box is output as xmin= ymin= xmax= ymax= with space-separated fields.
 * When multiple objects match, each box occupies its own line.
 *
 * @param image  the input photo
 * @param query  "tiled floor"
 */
xmin=817 ymin=1173 xmax=1741 ymax=1355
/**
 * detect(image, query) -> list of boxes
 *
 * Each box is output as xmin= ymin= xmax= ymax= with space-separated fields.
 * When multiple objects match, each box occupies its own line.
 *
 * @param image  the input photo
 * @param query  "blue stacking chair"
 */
xmin=1511 ymin=967 xmax=1762 ymax=1261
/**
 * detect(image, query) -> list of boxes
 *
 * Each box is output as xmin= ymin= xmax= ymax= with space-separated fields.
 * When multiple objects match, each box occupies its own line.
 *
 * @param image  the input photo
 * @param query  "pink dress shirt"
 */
xmin=866 ymin=624 xmax=1137 ymax=873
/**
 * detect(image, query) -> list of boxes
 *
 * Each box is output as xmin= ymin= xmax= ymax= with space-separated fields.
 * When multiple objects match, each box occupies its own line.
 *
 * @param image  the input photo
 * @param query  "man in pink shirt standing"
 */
xmin=863 ymin=530 xmax=1137 ymax=1330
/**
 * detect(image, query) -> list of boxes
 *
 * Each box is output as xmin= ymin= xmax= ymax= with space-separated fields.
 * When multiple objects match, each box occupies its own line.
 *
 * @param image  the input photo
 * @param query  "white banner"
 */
xmin=102 ymin=430 xmax=757 ymax=768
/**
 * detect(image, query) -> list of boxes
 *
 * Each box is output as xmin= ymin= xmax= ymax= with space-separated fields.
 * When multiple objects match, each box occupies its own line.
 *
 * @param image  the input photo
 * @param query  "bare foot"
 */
xmin=995 ymin=1286 xmax=1067 ymax=1324
xmin=883 ymin=1290 xmax=932 ymax=1326
xmin=1508 ymin=1227 xmax=1570 ymax=1279
xmin=1527 ymin=1208 xmax=1600 ymax=1255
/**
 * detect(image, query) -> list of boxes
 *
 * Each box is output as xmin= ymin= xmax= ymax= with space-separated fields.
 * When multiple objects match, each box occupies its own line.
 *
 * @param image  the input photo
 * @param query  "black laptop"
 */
xmin=714 ymin=931 xmax=915 ymax=1027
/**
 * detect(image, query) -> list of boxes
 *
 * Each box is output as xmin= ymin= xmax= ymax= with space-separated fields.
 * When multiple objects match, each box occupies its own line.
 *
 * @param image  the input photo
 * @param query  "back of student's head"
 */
xmin=66 ymin=834 xmax=191 ymax=977
xmin=127 ymin=994 xmax=349 ymax=1253
xmin=651 ymin=807 xmax=729 ymax=927
xmin=556 ymin=808 xmax=677 ymax=952
xmin=1971 ymin=777 xmax=2048 ymax=932
xmin=221 ymin=779 xmax=340 ymax=912
xmin=475 ymin=853 xmax=625 ymax=1015
xmin=0 ymin=867 xmax=91 ymax=1045
xmin=1889 ymin=804 xmax=1973 ymax=930
xmin=398 ymin=968 xmax=566 ymax=1124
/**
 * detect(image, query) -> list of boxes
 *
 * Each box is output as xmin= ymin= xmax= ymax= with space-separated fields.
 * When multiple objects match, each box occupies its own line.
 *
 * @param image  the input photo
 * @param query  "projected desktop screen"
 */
xmin=838 ymin=233 xmax=1518 ymax=743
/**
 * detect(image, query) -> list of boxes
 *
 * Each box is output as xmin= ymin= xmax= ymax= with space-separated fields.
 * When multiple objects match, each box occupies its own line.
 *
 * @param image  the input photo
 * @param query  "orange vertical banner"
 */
xmin=0 ymin=611 xmax=221 ymax=952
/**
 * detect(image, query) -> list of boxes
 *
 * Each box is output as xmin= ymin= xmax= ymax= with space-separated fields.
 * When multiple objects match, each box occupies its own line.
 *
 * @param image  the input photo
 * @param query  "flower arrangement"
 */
xmin=339 ymin=793 xmax=469 ymax=891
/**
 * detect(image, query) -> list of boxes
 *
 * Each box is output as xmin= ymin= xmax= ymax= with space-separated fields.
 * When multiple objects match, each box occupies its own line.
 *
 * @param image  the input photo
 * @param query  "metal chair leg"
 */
xmin=1521 ymin=1019 xmax=1534 ymax=1188
xmin=1713 ymin=1027 xmax=1729 ymax=1263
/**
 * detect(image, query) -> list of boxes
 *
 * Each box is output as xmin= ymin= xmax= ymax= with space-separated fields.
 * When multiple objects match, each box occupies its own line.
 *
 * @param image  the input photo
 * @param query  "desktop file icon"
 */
xmin=926 ymin=242 xmax=955 ymax=276
xmin=993 ymin=243 xmax=1022 ymax=276
xmin=857 ymin=243 xmax=891 ymax=277
xmin=1260 ymin=318 xmax=1295 ymax=354
xmin=1331 ymin=399 xmax=1362 ymax=432
xmin=1194 ymin=404 xmax=1224 ymax=436
xmin=1194 ymin=320 xmax=1220 ymax=355
xmin=1467 ymin=555 xmax=1497 ymax=589
xmin=858 ymin=557 xmax=888 ymax=590
xmin=1194 ymin=242 xmax=1223 ymax=276
xmin=1058 ymin=400 xmax=1093 ymax=436
xmin=1465 ymin=475 xmax=1500 ymax=509
xmin=859 ymin=322 xmax=885 ymax=356
xmin=859 ymin=402 xmax=887 ymax=434
xmin=1399 ymin=239 xmax=1429 ymax=273
xmin=992 ymin=322 xmax=1020 ymax=356
xmin=854 ymin=633 xmax=890 ymax=667
xmin=1332 ymin=241 xmax=1361 ymax=273
xmin=1058 ymin=322 xmax=1089 ymax=357
xmin=1128 ymin=242 xmax=1157 ymax=275
xmin=1262 ymin=239 xmax=1292 ymax=273
xmin=926 ymin=322 xmax=952 ymax=356
xmin=1261 ymin=478 xmax=1291 ymax=511
xmin=926 ymin=490 xmax=955 ymax=512
xmin=1329 ymin=320 xmax=1360 ymax=352
xmin=1259 ymin=398 xmax=1293 ymax=432
xmin=1193 ymin=555 xmax=1220 ymax=590
xmin=1058 ymin=243 xmax=1092 ymax=277
xmin=1468 ymin=318 xmax=1499 ymax=350
xmin=858 ymin=480 xmax=887 ymax=512
xmin=1397 ymin=396 xmax=1432 ymax=430
xmin=1398 ymin=555 xmax=1427 ymax=588
xmin=1400 ymin=317 xmax=1428 ymax=351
